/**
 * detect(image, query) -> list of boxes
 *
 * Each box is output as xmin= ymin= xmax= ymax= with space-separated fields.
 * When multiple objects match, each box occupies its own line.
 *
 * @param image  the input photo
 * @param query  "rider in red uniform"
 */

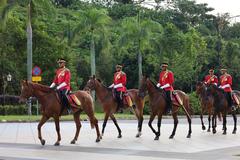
xmin=50 ymin=58 xmax=71 ymax=111
xmin=204 ymin=69 xmax=218 ymax=86
xmin=109 ymin=64 xmax=127 ymax=111
xmin=157 ymin=62 xmax=174 ymax=113
xmin=219 ymin=68 xmax=234 ymax=110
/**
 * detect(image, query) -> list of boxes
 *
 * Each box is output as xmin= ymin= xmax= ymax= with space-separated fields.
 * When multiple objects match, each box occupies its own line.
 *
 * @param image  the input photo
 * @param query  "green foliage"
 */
xmin=1 ymin=0 xmax=240 ymax=117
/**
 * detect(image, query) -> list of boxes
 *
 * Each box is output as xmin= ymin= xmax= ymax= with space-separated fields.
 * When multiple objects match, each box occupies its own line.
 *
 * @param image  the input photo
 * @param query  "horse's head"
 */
xmin=19 ymin=80 xmax=33 ymax=103
xmin=139 ymin=75 xmax=148 ymax=98
xmin=84 ymin=75 xmax=97 ymax=91
xmin=196 ymin=81 xmax=206 ymax=95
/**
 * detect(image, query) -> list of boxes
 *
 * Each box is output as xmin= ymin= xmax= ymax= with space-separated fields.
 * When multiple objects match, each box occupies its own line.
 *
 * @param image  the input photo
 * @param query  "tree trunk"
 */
xmin=138 ymin=48 xmax=142 ymax=87
xmin=90 ymin=36 xmax=96 ymax=101
xmin=27 ymin=3 xmax=32 ymax=115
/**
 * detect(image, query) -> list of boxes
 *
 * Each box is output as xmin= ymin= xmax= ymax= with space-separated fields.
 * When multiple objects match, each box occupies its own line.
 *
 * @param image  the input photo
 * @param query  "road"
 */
xmin=0 ymin=117 xmax=239 ymax=160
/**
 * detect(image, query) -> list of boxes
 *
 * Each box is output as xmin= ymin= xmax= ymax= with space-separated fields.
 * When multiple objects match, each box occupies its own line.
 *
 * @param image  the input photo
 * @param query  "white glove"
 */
xmin=114 ymin=83 xmax=123 ymax=88
xmin=109 ymin=83 xmax=114 ymax=88
xmin=57 ymin=82 xmax=67 ymax=90
xmin=219 ymin=85 xmax=222 ymax=89
xmin=160 ymin=83 xmax=170 ymax=89
xmin=213 ymin=83 xmax=217 ymax=86
xmin=50 ymin=83 xmax=56 ymax=88
xmin=221 ymin=84 xmax=230 ymax=89
xmin=156 ymin=83 xmax=160 ymax=88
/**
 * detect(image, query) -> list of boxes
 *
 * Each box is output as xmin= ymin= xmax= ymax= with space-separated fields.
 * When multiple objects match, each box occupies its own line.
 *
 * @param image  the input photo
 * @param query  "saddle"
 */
xmin=57 ymin=91 xmax=82 ymax=113
xmin=113 ymin=91 xmax=133 ymax=107
xmin=171 ymin=91 xmax=183 ymax=107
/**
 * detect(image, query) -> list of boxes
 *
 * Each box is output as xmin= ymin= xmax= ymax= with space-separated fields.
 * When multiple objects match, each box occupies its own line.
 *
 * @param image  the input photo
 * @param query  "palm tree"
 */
xmin=119 ymin=16 xmax=162 ymax=86
xmin=72 ymin=8 xmax=111 ymax=77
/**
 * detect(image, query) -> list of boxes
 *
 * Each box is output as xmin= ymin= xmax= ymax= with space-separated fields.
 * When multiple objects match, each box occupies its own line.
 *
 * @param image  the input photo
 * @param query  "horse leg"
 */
xmin=135 ymin=107 xmax=144 ymax=138
xmin=148 ymin=113 xmax=157 ymax=140
xmin=200 ymin=109 xmax=206 ymax=130
xmin=232 ymin=111 xmax=237 ymax=134
xmin=71 ymin=111 xmax=82 ymax=144
xmin=169 ymin=112 xmax=178 ymax=139
xmin=110 ymin=114 xmax=122 ymax=138
xmin=212 ymin=114 xmax=216 ymax=134
xmin=222 ymin=113 xmax=227 ymax=135
xmin=154 ymin=114 xmax=162 ymax=140
xmin=186 ymin=115 xmax=192 ymax=138
xmin=53 ymin=116 xmax=61 ymax=146
xmin=85 ymin=109 xmax=101 ymax=142
xmin=101 ymin=113 xmax=109 ymax=137
xmin=38 ymin=115 xmax=49 ymax=146
xmin=207 ymin=114 xmax=211 ymax=132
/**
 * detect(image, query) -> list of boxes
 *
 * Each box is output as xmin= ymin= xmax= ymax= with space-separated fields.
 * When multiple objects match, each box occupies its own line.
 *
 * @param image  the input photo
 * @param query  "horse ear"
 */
xmin=92 ymin=75 xmax=96 ymax=79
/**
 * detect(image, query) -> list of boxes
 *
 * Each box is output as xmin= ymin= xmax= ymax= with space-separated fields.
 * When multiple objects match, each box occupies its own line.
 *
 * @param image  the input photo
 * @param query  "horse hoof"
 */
xmin=212 ymin=130 xmax=216 ymax=134
xmin=232 ymin=130 xmax=237 ymax=134
xmin=207 ymin=129 xmax=211 ymax=132
xmin=54 ymin=142 xmax=60 ymax=146
xmin=96 ymin=138 xmax=101 ymax=143
xmin=186 ymin=134 xmax=191 ymax=138
xmin=223 ymin=132 xmax=227 ymax=135
xmin=70 ymin=140 xmax=76 ymax=144
xmin=40 ymin=139 xmax=45 ymax=146
xmin=169 ymin=135 xmax=174 ymax=139
xmin=202 ymin=126 xmax=206 ymax=130
xmin=154 ymin=136 xmax=159 ymax=140
xmin=136 ymin=132 xmax=142 ymax=138
xmin=117 ymin=135 xmax=122 ymax=138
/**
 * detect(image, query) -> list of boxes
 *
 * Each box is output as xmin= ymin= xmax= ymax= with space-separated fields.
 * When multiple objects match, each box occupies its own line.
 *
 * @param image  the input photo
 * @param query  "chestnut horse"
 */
xmin=196 ymin=82 xmax=215 ymax=132
xmin=84 ymin=76 xmax=145 ymax=138
xmin=139 ymin=76 xmax=192 ymax=140
xmin=207 ymin=84 xmax=237 ymax=134
xmin=19 ymin=80 xmax=101 ymax=146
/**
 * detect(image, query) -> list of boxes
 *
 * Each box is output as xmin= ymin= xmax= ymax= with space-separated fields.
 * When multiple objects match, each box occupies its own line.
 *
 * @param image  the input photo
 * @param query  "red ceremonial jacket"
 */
xmin=113 ymin=71 xmax=127 ymax=92
xmin=158 ymin=70 xmax=174 ymax=91
xmin=220 ymin=74 xmax=232 ymax=92
xmin=53 ymin=67 xmax=71 ymax=91
xmin=204 ymin=75 xmax=218 ymax=85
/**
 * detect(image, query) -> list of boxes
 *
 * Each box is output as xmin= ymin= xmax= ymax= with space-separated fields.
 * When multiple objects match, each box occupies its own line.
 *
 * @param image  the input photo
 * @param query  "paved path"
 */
xmin=0 ymin=117 xmax=240 ymax=160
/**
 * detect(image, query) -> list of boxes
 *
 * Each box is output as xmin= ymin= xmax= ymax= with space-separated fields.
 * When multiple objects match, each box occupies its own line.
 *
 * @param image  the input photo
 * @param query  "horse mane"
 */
xmin=210 ymin=84 xmax=224 ymax=92
xmin=96 ymin=79 xmax=112 ymax=92
xmin=148 ymin=79 xmax=162 ymax=92
xmin=28 ymin=82 xmax=52 ymax=92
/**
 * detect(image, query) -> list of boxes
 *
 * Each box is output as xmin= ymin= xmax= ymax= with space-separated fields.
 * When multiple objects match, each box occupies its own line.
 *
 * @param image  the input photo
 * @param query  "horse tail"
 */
xmin=217 ymin=112 xmax=222 ymax=121
xmin=87 ymin=93 xmax=96 ymax=129
xmin=183 ymin=96 xmax=192 ymax=120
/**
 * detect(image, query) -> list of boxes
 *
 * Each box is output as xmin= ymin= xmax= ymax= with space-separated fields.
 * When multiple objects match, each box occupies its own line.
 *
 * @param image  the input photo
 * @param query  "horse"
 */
xmin=196 ymin=82 xmax=215 ymax=132
xmin=207 ymin=84 xmax=237 ymax=134
xmin=139 ymin=76 xmax=192 ymax=140
xmin=19 ymin=80 xmax=101 ymax=146
xmin=84 ymin=76 xmax=145 ymax=138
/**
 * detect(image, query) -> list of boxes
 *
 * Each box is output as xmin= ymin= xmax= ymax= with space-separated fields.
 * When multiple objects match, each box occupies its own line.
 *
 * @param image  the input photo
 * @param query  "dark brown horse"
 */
xmin=84 ymin=76 xmax=145 ymax=138
xmin=207 ymin=84 xmax=237 ymax=134
xmin=19 ymin=80 xmax=101 ymax=146
xmin=196 ymin=82 xmax=214 ymax=132
xmin=139 ymin=76 xmax=192 ymax=140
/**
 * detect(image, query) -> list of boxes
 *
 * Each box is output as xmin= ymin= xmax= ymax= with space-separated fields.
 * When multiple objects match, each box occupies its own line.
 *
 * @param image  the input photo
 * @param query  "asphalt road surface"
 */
xmin=0 ymin=117 xmax=240 ymax=160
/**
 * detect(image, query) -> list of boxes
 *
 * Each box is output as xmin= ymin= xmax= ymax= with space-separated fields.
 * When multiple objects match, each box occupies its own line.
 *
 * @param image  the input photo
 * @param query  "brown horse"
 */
xmin=19 ymin=80 xmax=101 ymax=146
xmin=139 ymin=76 xmax=192 ymax=140
xmin=196 ymin=82 xmax=215 ymax=132
xmin=207 ymin=84 xmax=237 ymax=134
xmin=84 ymin=76 xmax=145 ymax=138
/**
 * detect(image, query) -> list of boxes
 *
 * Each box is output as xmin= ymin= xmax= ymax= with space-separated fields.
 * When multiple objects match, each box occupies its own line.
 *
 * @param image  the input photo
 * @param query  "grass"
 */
xmin=0 ymin=113 xmax=142 ymax=122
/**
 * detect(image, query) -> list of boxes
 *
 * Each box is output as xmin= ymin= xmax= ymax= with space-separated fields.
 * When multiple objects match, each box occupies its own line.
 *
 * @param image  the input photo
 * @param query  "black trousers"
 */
xmin=115 ymin=89 xmax=123 ymax=108
xmin=224 ymin=92 xmax=233 ymax=108
xmin=59 ymin=89 xmax=70 ymax=108
xmin=165 ymin=90 xmax=172 ymax=111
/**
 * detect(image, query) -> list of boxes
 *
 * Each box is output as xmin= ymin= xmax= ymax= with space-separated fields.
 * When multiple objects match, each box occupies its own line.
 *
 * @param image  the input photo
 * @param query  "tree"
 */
xmin=119 ymin=16 xmax=162 ymax=86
